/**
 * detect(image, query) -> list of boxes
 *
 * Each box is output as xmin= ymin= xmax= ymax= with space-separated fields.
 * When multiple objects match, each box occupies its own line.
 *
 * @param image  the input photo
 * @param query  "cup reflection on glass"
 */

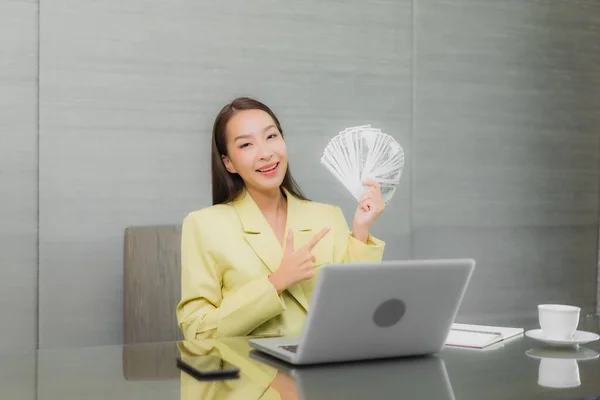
xmin=538 ymin=357 xmax=581 ymax=389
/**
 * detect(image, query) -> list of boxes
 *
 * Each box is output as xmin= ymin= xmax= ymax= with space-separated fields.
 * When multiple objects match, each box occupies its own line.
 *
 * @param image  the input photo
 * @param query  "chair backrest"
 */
xmin=123 ymin=224 xmax=184 ymax=345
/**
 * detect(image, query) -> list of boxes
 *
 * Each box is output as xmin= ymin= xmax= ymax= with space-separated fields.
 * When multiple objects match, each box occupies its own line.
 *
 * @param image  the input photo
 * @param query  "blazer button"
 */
xmin=277 ymin=328 xmax=284 ymax=335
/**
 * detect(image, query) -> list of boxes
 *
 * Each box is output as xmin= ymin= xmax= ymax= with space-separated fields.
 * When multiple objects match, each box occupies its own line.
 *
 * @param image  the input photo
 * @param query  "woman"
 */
xmin=176 ymin=97 xmax=386 ymax=340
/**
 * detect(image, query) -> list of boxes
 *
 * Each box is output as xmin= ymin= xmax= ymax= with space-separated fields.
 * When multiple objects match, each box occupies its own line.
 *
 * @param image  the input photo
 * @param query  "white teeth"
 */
xmin=258 ymin=163 xmax=277 ymax=172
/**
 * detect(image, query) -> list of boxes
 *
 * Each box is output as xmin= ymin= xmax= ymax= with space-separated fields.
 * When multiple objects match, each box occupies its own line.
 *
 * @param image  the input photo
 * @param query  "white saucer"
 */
xmin=525 ymin=329 xmax=600 ymax=347
xmin=526 ymin=347 xmax=600 ymax=361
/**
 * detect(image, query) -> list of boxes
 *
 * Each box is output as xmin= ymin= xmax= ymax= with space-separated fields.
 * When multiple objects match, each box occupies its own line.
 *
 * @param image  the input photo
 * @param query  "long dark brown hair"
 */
xmin=211 ymin=97 xmax=309 ymax=205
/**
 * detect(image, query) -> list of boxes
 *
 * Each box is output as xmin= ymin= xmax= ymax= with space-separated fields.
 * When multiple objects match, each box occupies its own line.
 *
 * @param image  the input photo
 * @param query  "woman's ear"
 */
xmin=222 ymin=155 xmax=237 ymax=174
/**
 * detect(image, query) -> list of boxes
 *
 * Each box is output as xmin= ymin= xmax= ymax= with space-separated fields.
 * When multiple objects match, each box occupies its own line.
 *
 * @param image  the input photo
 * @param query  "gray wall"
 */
xmin=37 ymin=0 xmax=206 ymax=348
xmin=0 ymin=0 xmax=599 ymax=349
xmin=37 ymin=0 xmax=412 ymax=348
xmin=0 ymin=0 xmax=38 ymax=352
xmin=0 ymin=1 xmax=38 ymax=398
xmin=413 ymin=0 xmax=600 ymax=321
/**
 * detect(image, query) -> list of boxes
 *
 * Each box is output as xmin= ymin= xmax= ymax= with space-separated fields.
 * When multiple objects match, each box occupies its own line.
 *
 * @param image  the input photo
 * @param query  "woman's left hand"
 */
xmin=352 ymin=179 xmax=385 ymax=242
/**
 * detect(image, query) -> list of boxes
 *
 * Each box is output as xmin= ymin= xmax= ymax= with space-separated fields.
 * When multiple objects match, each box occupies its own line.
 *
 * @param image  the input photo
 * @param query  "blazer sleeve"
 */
xmin=331 ymin=206 xmax=385 ymax=263
xmin=176 ymin=213 xmax=286 ymax=340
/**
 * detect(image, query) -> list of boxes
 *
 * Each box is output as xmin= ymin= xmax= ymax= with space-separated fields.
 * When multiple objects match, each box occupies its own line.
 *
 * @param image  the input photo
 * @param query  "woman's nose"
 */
xmin=257 ymin=143 xmax=273 ymax=159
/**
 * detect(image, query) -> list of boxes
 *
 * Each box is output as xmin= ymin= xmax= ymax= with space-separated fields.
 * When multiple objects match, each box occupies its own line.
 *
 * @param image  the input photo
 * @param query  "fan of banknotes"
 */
xmin=320 ymin=125 xmax=404 ymax=203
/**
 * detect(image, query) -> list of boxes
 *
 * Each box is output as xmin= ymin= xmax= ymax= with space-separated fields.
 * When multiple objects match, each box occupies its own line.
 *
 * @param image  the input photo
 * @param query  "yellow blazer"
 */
xmin=176 ymin=188 xmax=385 ymax=340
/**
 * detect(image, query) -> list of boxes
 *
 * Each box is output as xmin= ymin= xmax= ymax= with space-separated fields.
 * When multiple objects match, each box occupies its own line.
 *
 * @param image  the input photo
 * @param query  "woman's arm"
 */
xmin=331 ymin=205 xmax=385 ymax=263
xmin=176 ymin=214 xmax=286 ymax=340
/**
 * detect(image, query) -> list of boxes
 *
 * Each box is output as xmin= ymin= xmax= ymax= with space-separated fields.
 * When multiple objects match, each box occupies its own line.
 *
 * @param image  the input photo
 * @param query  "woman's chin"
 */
xmin=248 ymin=178 xmax=285 ymax=193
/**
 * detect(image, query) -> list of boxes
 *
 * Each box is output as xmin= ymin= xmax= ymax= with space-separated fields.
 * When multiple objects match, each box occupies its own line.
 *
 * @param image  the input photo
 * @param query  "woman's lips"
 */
xmin=257 ymin=162 xmax=279 ymax=176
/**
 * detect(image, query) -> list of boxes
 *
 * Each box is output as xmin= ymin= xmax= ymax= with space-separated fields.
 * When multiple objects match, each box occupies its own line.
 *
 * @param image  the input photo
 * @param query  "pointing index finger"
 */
xmin=285 ymin=229 xmax=295 ymax=253
xmin=304 ymin=227 xmax=331 ymax=251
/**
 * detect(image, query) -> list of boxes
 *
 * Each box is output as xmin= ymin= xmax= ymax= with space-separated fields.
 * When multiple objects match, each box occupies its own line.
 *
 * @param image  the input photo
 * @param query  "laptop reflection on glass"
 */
xmin=250 ymin=349 xmax=457 ymax=400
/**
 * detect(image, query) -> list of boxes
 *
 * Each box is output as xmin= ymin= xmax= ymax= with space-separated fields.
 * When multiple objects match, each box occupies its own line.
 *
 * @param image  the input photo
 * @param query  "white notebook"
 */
xmin=445 ymin=323 xmax=524 ymax=349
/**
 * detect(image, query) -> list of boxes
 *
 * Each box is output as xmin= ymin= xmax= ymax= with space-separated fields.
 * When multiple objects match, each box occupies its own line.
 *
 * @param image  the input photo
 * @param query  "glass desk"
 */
xmin=3 ymin=315 xmax=599 ymax=400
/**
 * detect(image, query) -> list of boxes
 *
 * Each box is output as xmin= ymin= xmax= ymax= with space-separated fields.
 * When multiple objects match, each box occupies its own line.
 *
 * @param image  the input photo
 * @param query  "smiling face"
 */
xmin=221 ymin=109 xmax=289 ymax=195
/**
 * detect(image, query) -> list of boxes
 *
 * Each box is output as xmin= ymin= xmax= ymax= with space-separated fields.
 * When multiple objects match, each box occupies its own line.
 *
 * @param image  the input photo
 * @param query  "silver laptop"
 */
xmin=249 ymin=350 xmax=456 ymax=400
xmin=249 ymin=258 xmax=475 ymax=365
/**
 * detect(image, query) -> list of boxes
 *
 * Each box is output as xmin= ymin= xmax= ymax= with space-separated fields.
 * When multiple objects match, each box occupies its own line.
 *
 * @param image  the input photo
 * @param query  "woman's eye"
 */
xmin=239 ymin=143 xmax=251 ymax=149
xmin=267 ymin=133 xmax=278 ymax=139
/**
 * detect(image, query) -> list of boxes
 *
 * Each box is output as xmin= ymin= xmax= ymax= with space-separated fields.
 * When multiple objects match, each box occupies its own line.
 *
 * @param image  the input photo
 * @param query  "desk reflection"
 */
xmin=178 ymin=338 xmax=280 ymax=400
xmin=178 ymin=338 xmax=456 ymax=400
xmin=526 ymin=346 xmax=599 ymax=389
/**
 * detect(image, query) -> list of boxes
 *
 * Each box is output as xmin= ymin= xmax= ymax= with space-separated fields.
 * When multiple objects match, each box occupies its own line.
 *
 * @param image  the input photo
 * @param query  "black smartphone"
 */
xmin=176 ymin=355 xmax=240 ymax=381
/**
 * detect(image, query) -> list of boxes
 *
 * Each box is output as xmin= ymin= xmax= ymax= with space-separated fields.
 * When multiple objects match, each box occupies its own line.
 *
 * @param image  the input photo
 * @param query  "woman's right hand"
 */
xmin=268 ymin=227 xmax=331 ymax=294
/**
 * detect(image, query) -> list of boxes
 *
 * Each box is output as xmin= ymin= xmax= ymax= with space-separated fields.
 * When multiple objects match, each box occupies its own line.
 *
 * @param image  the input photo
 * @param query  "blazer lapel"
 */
xmin=233 ymin=191 xmax=283 ymax=274
xmin=285 ymin=190 xmax=315 ymax=311
xmin=232 ymin=189 xmax=312 ymax=311
xmin=285 ymin=188 xmax=315 ymax=251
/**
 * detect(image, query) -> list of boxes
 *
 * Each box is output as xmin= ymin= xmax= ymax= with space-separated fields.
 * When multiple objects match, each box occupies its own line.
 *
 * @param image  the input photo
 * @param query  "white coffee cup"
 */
xmin=538 ymin=304 xmax=580 ymax=340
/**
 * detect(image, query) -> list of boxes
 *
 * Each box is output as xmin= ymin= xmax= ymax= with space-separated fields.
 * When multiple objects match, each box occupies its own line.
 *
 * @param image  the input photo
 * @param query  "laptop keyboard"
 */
xmin=279 ymin=345 xmax=298 ymax=353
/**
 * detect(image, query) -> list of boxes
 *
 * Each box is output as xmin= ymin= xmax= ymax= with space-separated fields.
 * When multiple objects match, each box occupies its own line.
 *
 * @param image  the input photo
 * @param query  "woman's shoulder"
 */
xmin=181 ymin=204 xmax=240 ymax=249
xmin=183 ymin=203 xmax=238 ymax=228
